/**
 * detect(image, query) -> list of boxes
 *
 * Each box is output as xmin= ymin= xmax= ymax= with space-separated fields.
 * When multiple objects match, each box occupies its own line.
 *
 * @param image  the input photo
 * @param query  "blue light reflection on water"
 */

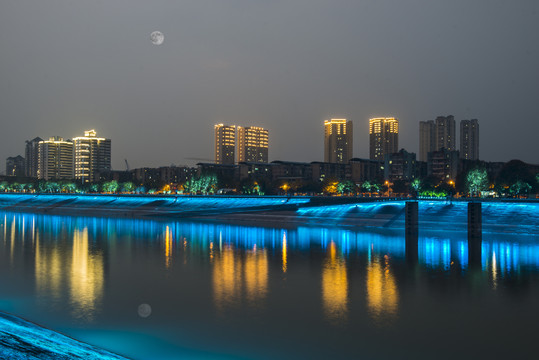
xmin=1 ymin=210 xmax=539 ymax=359
xmin=3 ymin=211 xmax=539 ymax=275
xmin=421 ymin=237 xmax=452 ymax=270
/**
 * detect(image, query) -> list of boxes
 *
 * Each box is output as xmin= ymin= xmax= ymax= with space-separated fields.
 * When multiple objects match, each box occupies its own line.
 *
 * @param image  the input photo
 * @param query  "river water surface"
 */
xmin=1 ymin=211 xmax=538 ymax=359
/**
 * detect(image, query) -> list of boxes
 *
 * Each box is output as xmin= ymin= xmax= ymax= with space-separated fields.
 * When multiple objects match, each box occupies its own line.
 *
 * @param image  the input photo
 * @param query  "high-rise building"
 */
xmin=460 ymin=119 xmax=479 ymax=160
xmin=419 ymin=120 xmax=435 ymax=162
xmin=25 ymin=137 xmax=43 ymax=178
xmin=324 ymin=119 xmax=353 ymax=163
xmin=435 ymin=115 xmax=456 ymax=151
xmin=369 ymin=117 xmax=398 ymax=161
xmin=73 ymin=130 xmax=111 ymax=183
xmin=237 ymin=126 xmax=269 ymax=163
xmin=38 ymin=137 xmax=74 ymax=180
xmin=214 ymin=124 xmax=236 ymax=165
xmin=6 ymin=155 xmax=25 ymax=177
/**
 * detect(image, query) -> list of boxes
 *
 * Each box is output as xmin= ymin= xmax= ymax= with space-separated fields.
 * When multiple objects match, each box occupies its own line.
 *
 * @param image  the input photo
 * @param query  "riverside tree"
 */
xmin=466 ymin=168 xmax=488 ymax=197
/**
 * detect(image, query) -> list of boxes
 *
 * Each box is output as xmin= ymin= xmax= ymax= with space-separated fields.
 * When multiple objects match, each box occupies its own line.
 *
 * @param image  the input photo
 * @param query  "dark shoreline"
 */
xmin=0 ymin=311 xmax=128 ymax=359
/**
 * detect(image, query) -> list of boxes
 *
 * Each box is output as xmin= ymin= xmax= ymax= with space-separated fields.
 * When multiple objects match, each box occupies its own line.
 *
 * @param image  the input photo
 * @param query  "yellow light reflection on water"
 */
xmin=366 ymin=254 xmax=399 ymax=323
xmin=213 ymin=245 xmax=241 ymax=311
xmin=70 ymin=228 xmax=104 ymax=321
xmin=165 ymin=226 xmax=172 ymax=268
xmin=212 ymin=245 xmax=268 ymax=312
xmin=245 ymin=247 xmax=268 ymax=305
xmin=10 ymin=215 xmax=15 ymax=262
xmin=322 ymin=241 xmax=348 ymax=323
xmin=35 ymin=232 xmax=62 ymax=301
xmin=492 ymin=251 xmax=497 ymax=289
xmin=282 ymin=231 xmax=287 ymax=273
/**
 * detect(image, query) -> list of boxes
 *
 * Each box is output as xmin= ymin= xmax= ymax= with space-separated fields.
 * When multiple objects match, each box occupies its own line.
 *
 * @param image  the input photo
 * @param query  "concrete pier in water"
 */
xmin=405 ymin=201 xmax=419 ymax=264
xmin=468 ymin=202 xmax=482 ymax=267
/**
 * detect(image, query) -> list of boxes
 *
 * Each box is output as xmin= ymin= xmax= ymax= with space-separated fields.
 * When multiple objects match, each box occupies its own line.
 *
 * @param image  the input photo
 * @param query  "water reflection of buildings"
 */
xmin=282 ymin=231 xmax=287 ymax=273
xmin=165 ymin=226 xmax=173 ymax=268
xmin=30 ymin=219 xmax=105 ymax=322
xmin=212 ymin=245 xmax=268 ymax=312
xmin=69 ymin=228 xmax=104 ymax=320
xmin=366 ymin=254 xmax=399 ymax=323
xmin=322 ymin=241 xmax=348 ymax=323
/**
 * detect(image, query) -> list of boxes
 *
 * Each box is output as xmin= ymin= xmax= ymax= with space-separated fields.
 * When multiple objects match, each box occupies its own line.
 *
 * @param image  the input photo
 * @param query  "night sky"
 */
xmin=1 ymin=0 xmax=538 ymax=171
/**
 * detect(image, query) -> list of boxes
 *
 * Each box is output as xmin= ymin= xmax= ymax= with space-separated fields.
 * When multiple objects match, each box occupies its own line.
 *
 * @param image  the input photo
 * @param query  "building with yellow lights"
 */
xmin=37 ymin=137 xmax=74 ymax=180
xmin=238 ymin=126 xmax=269 ymax=163
xmin=73 ymin=130 xmax=111 ymax=183
xmin=214 ymin=124 xmax=236 ymax=165
xmin=324 ymin=119 xmax=353 ymax=164
xmin=369 ymin=117 xmax=399 ymax=161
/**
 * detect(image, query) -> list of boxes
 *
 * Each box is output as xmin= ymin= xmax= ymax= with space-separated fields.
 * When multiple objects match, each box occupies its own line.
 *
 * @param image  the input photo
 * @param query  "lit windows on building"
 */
xmin=215 ymin=124 xmax=236 ymax=165
xmin=238 ymin=126 xmax=269 ymax=163
xmin=369 ymin=117 xmax=399 ymax=161
xmin=38 ymin=137 xmax=74 ymax=180
xmin=73 ymin=130 xmax=111 ymax=183
xmin=324 ymin=119 xmax=353 ymax=164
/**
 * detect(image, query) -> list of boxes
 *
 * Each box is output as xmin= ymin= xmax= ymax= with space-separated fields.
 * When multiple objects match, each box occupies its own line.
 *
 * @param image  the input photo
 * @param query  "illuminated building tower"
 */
xmin=215 ymin=124 xmax=236 ymax=165
xmin=460 ymin=119 xmax=479 ymax=160
xmin=324 ymin=119 xmax=353 ymax=164
xmin=73 ymin=130 xmax=111 ymax=183
xmin=419 ymin=120 xmax=435 ymax=162
xmin=369 ymin=117 xmax=399 ymax=161
xmin=25 ymin=137 xmax=43 ymax=178
xmin=435 ymin=115 xmax=456 ymax=151
xmin=37 ymin=137 xmax=74 ymax=180
xmin=238 ymin=126 xmax=269 ymax=163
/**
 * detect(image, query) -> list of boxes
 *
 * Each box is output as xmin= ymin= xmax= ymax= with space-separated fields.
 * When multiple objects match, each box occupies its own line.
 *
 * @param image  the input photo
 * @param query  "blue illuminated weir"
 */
xmin=0 ymin=194 xmax=537 ymax=234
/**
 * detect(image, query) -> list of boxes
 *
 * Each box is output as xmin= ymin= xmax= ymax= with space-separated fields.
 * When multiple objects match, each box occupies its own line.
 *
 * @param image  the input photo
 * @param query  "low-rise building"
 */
xmin=6 ymin=155 xmax=25 ymax=177
xmin=384 ymin=149 xmax=417 ymax=182
xmin=427 ymin=148 xmax=459 ymax=181
xmin=311 ymin=162 xmax=350 ymax=182
xmin=349 ymin=158 xmax=383 ymax=183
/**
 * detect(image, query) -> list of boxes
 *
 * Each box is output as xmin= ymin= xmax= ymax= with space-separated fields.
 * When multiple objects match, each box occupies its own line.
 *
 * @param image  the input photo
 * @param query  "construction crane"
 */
xmin=125 ymin=159 xmax=130 ymax=172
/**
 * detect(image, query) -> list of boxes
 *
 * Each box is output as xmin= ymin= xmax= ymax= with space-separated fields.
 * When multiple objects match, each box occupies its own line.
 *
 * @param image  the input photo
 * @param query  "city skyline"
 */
xmin=1 ymin=1 xmax=538 ymax=171
xmin=4 ymin=113 xmax=537 ymax=177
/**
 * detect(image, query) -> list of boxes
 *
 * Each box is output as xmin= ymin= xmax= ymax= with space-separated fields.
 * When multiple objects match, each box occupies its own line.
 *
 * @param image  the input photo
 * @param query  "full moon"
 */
xmin=138 ymin=303 xmax=152 ymax=318
xmin=150 ymin=31 xmax=164 ymax=45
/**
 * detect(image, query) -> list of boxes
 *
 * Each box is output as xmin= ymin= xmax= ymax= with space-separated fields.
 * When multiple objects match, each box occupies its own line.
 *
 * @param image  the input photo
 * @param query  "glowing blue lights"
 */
xmin=421 ymin=237 xmax=452 ymax=270
xmin=0 ymin=194 xmax=311 ymax=216
xmin=0 ymin=195 xmax=537 ymax=235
